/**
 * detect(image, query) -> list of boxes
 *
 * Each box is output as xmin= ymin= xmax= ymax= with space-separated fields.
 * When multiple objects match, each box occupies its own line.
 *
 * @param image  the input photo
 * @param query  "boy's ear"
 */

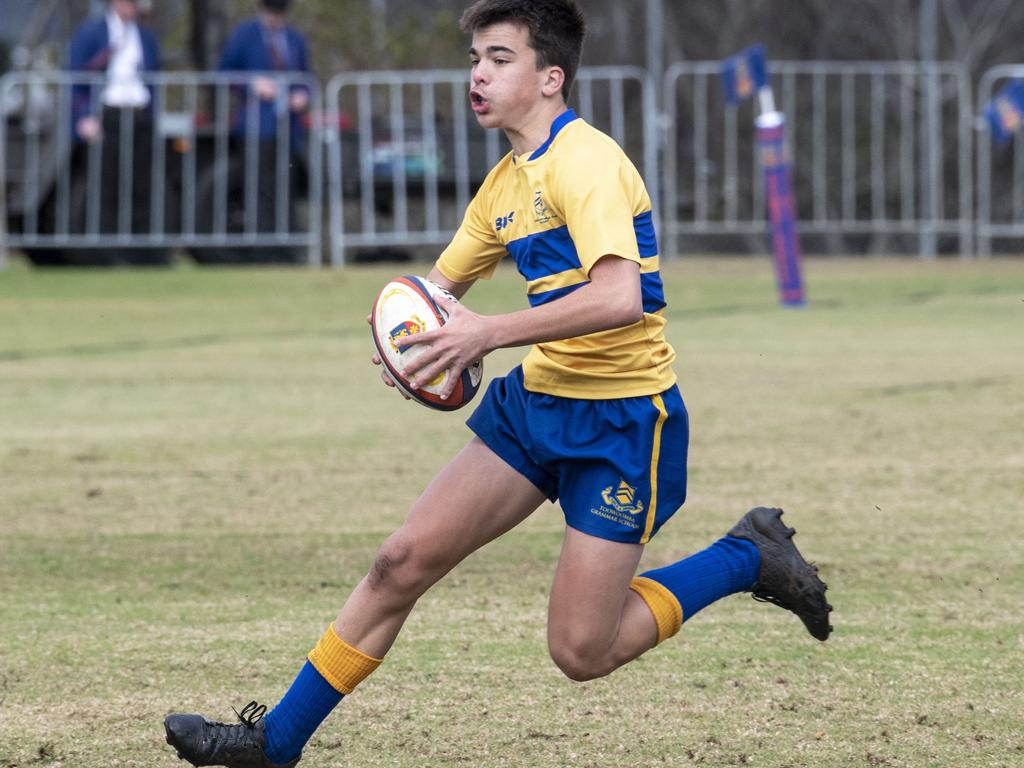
xmin=541 ymin=66 xmax=565 ymax=98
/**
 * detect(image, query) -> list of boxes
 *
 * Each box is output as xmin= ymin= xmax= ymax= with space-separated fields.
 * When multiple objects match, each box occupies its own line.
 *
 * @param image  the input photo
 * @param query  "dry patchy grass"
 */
xmin=1 ymin=257 xmax=1022 ymax=767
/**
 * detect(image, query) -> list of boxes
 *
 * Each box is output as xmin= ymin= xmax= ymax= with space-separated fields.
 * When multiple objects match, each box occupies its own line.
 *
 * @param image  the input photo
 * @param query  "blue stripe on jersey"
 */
xmin=528 ymin=109 xmax=579 ymax=161
xmin=530 ymin=272 xmax=664 ymax=311
xmin=527 ymin=282 xmax=586 ymax=307
xmin=634 ymin=211 xmax=658 ymax=258
xmin=506 ymin=225 xmax=582 ymax=282
xmin=635 ymin=212 xmax=665 ymax=312
xmin=510 ymin=208 xmax=664 ymax=311
xmin=641 ymin=270 xmax=667 ymax=313
xmin=509 ymin=212 xmax=657 ymax=283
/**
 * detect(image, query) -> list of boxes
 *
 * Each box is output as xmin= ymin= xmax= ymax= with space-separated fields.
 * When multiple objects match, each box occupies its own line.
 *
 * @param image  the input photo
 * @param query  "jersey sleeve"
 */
xmin=435 ymin=187 xmax=507 ymax=283
xmin=552 ymin=142 xmax=646 ymax=274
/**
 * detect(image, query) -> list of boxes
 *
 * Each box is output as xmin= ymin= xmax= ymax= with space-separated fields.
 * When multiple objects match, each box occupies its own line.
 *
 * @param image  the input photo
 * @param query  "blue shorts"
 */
xmin=466 ymin=366 xmax=688 ymax=544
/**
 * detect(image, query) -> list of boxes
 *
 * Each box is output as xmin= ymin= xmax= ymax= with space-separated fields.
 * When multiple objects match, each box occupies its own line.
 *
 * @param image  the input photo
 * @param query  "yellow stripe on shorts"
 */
xmin=641 ymin=393 xmax=668 ymax=544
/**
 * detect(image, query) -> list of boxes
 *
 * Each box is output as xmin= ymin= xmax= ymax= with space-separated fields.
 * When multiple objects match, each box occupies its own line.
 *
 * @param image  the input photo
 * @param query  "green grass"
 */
xmin=1 ymin=256 xmax=1022 ymax=767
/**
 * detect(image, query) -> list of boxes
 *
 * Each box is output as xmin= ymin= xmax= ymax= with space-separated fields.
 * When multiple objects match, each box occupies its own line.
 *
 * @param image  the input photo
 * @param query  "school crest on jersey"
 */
xmin=533 ymin=190 xmax=556 ymax=225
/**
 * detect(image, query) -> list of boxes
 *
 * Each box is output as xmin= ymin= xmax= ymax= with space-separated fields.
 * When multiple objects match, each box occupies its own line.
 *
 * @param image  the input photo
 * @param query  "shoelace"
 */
xmin=204 ymin=701 xmax=268 ymax=749
xmin=751 ymin=590 xmax=793 ymax=609
xmin=233 ymin=700 xmax=268 ymax=726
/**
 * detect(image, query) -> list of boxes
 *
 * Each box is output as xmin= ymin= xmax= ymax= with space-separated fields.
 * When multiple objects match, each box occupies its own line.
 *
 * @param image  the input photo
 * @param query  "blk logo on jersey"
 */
xmin=495 ymin=211 xmax=515 ymax=231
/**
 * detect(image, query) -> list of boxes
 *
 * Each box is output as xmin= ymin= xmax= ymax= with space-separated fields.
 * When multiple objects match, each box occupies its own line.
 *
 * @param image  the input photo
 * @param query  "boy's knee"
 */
xmin=548 ymin=639 xmax=613 ymax=683
xmin=366 ymin=533 xmax=445 ymax=597
xmin=367 ymin=536 xmax=417 ymax=591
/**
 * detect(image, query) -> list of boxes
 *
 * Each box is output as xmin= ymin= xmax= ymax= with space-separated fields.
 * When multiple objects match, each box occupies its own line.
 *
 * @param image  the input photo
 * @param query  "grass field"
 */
xmin=0 ymin=255 xmax=1022 ymax=768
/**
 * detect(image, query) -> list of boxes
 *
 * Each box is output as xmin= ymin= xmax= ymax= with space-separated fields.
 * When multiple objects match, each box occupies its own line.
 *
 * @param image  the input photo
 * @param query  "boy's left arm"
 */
xmin=402 ymin=255 xmax=641 ymax=396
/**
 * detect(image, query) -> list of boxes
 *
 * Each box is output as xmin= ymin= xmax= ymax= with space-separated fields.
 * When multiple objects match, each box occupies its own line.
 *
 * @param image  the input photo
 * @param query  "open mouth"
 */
xmin=470 ymin=90 xmax=488 ymax=112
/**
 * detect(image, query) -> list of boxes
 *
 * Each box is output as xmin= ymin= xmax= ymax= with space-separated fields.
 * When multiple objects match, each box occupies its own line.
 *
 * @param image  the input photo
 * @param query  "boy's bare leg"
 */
xmin=546 ymin=527 xmax=658 ymax=681
xmin=334 ymin=436 xmax=548 ymax=658
xmin=547 ymin=510 xmax=835 ymax=684
xmin=165 ymin=437 xmax=547 ymax=767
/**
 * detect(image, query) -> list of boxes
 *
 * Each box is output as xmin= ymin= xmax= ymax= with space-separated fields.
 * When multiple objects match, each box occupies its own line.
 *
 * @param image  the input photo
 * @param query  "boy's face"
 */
xmin=468 ymin=22 xmax=553 ymax=130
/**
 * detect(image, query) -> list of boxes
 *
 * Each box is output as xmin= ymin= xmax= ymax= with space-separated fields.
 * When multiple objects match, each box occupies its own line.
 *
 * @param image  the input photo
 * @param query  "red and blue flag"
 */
xmin=984 ymin=79 xmax=1024 ymax=145
xmin=721 ymin=45 xmax=767 ymax=105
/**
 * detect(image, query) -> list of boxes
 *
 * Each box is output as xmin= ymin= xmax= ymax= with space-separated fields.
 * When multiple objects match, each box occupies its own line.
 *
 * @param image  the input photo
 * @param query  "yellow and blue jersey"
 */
xmin=436 ymin=110 xmax=676 ymax=399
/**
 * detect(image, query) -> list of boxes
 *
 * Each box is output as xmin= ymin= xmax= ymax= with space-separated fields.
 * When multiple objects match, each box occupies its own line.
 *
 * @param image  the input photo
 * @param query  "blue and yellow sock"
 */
xmin=630 ymin=535 xmax=761 ymax=644
xmin=262 ymin=625 xmax=382 ymax=765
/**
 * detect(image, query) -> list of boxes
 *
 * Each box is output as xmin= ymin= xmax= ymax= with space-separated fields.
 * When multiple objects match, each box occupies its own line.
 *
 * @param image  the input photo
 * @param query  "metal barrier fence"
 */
xmin=324 ymin=66 xmax=656 ymax=266
xmin=662 ymin=61 xmax=974 ymax=258
xmin=977 ymin=64 xmax=1024 ymax=257
xmin=5 ymin=63 xmax=1022 ymax=266
xmin=0 ymin=71 xmax=322 ymax=267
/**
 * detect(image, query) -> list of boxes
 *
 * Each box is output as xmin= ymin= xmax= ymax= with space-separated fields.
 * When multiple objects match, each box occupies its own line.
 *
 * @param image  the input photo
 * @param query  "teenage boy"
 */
xmin=164 ymin=2 xmax=830 ymax=766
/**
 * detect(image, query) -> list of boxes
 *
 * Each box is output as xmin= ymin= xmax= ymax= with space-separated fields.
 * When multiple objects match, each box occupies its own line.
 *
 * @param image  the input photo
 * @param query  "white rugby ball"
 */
xmin=369 ymin=275 xmax=484 ymax=411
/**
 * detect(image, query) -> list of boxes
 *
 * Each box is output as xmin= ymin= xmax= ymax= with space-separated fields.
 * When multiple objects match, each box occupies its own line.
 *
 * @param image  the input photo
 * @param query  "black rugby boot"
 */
xmin=729 ymin=506 xmax=833 ymax=641
xmin=164 ymin=701 xmax=299 ymax=768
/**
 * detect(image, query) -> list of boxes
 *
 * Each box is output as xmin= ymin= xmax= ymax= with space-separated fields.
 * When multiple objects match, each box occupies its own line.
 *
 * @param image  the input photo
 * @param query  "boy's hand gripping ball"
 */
xmin=370 ymin=276 xmax=484 ymax=411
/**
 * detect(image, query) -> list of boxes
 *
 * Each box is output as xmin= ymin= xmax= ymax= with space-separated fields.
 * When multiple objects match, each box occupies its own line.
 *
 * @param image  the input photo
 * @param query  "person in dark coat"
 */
xmin=68 ymin=0 xmax=161 ymax=237
xmin=218 ymin=0 xmax=312 ymax=236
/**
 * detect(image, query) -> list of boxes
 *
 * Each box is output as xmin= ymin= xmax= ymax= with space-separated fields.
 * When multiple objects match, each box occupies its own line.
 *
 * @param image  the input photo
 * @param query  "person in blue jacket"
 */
xmin=68 ymin=0 xmax=161 ymax=236
xmin=218 ymin=0 xmax=312 ymax=237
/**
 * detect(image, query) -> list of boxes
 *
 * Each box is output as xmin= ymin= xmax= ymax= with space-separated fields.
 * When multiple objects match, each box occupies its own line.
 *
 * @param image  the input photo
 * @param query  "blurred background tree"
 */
xmin=9 ymin=0 xmax=1018 ymax=80
xmin=230 ymin=0 xmax=1023 ymax=86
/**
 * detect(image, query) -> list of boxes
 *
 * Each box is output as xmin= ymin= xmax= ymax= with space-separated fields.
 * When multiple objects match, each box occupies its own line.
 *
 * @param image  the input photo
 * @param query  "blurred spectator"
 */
xmin=219 ymin=0 xmax=311 ymax=235
xmin=68 ymin=0 xmax=161 ymax=236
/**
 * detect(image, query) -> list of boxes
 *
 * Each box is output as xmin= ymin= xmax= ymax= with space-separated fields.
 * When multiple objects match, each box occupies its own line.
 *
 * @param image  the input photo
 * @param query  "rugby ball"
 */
xmin=369 ymin=276 xmax=484 ymax=411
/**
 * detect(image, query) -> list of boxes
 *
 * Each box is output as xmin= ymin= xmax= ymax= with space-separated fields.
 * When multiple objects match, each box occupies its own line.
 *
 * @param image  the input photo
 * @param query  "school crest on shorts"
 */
xmin=601 ymin=480 xmax=645 ymax=516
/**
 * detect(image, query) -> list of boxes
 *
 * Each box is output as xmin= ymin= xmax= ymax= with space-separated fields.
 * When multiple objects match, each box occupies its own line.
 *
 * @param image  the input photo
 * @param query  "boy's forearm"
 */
xmin=486 ymin=282 xmax=639 ymax=350
xmin=485 ymin=256 xmax=643 ymax=351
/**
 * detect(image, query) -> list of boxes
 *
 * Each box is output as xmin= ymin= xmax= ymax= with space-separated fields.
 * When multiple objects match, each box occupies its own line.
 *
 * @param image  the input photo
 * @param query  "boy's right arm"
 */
xmin=425 ymin=267 xmax=474 ymax=300
xmin=369 ymin=182 xmax=498 ymax=391
xmin=368 ymin=269 xmax=476 ymax=392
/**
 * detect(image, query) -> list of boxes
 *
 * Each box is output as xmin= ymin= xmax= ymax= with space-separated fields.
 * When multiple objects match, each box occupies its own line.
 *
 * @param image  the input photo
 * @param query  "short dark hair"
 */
xmin=460 ymin=0 xmax=586 ymax=101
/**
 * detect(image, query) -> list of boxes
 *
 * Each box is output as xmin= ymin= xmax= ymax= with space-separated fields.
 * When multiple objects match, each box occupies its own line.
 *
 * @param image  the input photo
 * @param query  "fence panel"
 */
xmin=661 ymin=61 xmax=973 ymax=258
xmin=0 ymin=70 xmax=323 ymax=267
xmin=2 ymin=62 xmax=994 ymax=268
xmin=976 ymin=64 xmax=1024 ymax=257
xmin=324 ymin=66 xmax=657 ymax=266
